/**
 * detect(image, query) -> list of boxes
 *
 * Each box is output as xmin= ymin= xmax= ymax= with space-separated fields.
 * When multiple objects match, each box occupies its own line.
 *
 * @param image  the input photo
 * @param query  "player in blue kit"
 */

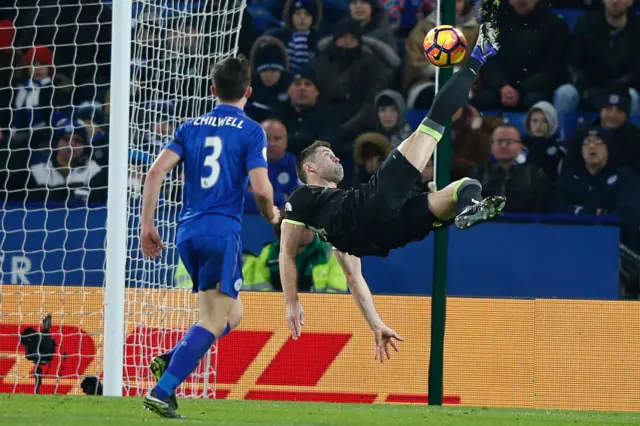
xmin=139 ymin=56 xmax=280 ymax=418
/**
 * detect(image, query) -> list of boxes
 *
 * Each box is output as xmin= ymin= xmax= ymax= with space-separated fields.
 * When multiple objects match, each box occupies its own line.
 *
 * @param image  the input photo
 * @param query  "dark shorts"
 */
xmin=177 ymin=233 xmax=243 ymax=297
xmin=342 ymin=151 xmax=447 ymax=257
xmin=359 ymin=149 xmax=422 ymax=222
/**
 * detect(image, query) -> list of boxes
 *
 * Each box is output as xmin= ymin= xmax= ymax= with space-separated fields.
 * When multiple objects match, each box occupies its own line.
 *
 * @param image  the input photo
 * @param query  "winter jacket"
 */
xmin=568 ymin=10 xmax=640 ymax=91
xmin=567 ymin=118 xmax=640 ymax=175
xmin=277 ymin=101 xmax=342 ymax=155
xmin=552 ymin=163 xmax=638 ymax=216
xmin=310 ymin=36 xmax=397 ymax=140
xmin=361 ymin=9 xmax=398 ymax=54
xmin=472 ymin=163 xmax=550 ymax=213
xmin=479 ymin=1 xmax=569 ymax=94
xmin=247 ymin=35 xmax=292 ymax=120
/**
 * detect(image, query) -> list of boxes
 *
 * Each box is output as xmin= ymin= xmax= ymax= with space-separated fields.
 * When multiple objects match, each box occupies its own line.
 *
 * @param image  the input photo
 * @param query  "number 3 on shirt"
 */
xmin=201 ymin=136 xmax=222 ymax=188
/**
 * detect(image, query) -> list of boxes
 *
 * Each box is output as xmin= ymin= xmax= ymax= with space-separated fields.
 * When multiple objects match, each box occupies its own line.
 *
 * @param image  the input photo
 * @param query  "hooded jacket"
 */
xmin=373 ymin=89 xmax=413 ymax=148
xmin=523 ymin=101 xmax=565 ymax=181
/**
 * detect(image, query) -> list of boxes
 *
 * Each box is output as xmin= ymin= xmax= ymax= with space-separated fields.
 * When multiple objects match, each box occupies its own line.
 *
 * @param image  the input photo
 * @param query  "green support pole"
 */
xmin=427 ymin=0 xmax=456 ymax=406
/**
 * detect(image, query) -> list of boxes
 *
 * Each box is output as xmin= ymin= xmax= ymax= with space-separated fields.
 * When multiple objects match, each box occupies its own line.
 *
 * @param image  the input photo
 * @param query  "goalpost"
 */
xmin=0 ymin=0 xmax=246 ymax=398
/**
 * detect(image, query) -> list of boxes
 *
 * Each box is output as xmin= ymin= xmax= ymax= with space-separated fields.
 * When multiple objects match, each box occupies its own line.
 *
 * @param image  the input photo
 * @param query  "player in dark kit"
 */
xmin=280 ymin=10 xmax=505 ymax=362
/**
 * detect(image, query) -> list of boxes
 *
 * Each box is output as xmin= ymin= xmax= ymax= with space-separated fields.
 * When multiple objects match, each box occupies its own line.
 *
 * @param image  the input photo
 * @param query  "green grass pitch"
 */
xmin=1 ymin=394 xmax=639 ymax=425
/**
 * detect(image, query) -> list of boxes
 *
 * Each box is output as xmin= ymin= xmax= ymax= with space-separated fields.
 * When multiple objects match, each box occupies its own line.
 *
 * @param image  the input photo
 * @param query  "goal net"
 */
xmin=0 ymin=0 xmax=246 ymax=398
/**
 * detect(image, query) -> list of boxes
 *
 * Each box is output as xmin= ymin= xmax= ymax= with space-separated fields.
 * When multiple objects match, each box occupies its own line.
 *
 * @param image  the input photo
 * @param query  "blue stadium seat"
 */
xmin=553 ymin=8 xmax=582 ymax=31
xmin=560 ymin=112 xmax=598 ymax=139
xmin=497 ymin=112 xmax=528 ymax=135
xmin=246 ymin=4 xmax=282 ymax=34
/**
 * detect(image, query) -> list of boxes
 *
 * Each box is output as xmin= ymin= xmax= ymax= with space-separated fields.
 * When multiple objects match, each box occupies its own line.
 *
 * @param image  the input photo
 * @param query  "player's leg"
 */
xmin=396 ymin=11 xmax=500 ymax=173
xmin=144 ymin=235 xmax=243 ymax=418
xmin=364 ymin=13 xmax=500 ymax=220
xmin=427 ymin=178 xmax=505 ymax=229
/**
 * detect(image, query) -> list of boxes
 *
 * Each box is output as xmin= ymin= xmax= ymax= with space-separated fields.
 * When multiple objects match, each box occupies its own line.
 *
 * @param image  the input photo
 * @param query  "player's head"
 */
xmin=296 ymin=141 xmax=344 ymax=185
xmin=210 ymin=55 xmax=252 ymax=103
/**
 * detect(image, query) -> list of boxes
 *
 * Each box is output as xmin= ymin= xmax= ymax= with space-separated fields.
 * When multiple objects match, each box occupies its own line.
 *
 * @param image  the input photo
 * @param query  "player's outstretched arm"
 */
xmin=279 ymin=220 xmax=305 ymax=339
xmin=140 ymin=149 xmax=181 ymax=258
xmin=249 ymin=168 xmax=279 ymax=225
xmin=334 ymin=251 xmax=404 ymax=362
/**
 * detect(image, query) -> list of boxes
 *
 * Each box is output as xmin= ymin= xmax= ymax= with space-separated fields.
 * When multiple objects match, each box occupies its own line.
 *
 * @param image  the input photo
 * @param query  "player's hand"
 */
xmin=285 ymin=300 xmax=305 ymax=340
xmin=141 ymin=225 xmax=166 ymax=258
xmin=268 ymin=206 xmax=281 ymax=225
xmin=373 ymin=325 xmax=404 ymax=363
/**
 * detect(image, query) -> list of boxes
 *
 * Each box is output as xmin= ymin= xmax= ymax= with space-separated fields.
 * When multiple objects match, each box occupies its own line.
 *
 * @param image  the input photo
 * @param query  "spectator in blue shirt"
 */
xmin=245 ymin=118 xmax=299 ymax=213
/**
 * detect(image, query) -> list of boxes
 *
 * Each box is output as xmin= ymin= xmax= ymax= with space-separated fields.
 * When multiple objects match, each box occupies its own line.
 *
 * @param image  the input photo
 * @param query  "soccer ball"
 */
xmin=423 ymin=25 xmax=468 ymax=68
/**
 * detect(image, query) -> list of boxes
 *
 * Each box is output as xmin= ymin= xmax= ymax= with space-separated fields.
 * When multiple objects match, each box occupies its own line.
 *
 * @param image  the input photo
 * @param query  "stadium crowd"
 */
xmin=0 ymin=0 xmax=639 ymax=294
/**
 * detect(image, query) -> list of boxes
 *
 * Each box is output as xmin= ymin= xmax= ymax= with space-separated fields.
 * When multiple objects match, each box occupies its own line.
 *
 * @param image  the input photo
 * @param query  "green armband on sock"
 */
xmin=418 ymin=117 xmax=445 ymax=142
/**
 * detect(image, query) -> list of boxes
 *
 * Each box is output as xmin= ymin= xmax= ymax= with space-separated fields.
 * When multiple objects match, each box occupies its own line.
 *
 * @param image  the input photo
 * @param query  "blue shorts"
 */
xmin=177 ymin=233 xmax=243 ymax=298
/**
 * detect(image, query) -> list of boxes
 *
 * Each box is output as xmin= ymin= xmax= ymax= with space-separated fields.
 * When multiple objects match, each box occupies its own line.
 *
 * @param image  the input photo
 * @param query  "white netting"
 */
xmin=0 ymin=0 xmax=246 ymax=398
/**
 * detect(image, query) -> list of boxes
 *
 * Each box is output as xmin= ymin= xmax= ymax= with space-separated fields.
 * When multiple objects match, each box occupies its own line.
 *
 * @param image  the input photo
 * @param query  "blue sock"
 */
xmin=166 ymin=322 xmax=231 ymax=360
xmin=153 ymin=325 xmax=216 ymax=400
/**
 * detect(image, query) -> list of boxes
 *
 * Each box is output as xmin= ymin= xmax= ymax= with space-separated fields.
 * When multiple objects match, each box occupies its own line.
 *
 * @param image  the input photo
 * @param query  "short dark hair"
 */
xmin=210 ymin=56 xmax=251 ymax=102
xmin=493 ymin=123 xmax=521 ymax=139
xmin=296 ymin=141 xmax=331 ymax=183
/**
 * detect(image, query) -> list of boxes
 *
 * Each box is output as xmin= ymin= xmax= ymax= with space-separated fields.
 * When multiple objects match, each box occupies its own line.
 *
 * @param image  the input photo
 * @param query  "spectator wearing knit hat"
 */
xmin=566 ymin=89 xmax=640 ymax=175
xmin=25 ymin=117 xmax=107 ymax=203
xmin=552 ymin=127 xmax=639 ymax=218
xmin=523 ymin=101 xmax=565 ymax=181
xmin=267 ymin=0 xmax=322 ymax=73
xmin=277 ymin=67 xmax=341 ymax=155
xmin=310 ymin=17 xmax=392 ymax=144
xmin=349 ymin=0 xmax=397 ymax=54
xmin=247 ymin=36 xmax=292 ymax=122
xmin=11 ymin=45 xmax=69 ymax=146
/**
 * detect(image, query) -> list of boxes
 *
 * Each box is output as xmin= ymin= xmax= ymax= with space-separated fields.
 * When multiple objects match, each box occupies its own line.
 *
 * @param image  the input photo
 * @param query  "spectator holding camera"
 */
xmin=554 ymin=0 xmax=640 ymax=115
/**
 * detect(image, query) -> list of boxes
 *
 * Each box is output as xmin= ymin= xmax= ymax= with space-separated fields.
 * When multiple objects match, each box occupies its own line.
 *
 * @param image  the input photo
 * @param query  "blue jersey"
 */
xmin=166 ymin=104 xmax=267 ymax=244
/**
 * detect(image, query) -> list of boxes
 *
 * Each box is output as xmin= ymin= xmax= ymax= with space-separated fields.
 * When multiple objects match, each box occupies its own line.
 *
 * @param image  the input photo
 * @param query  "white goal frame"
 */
xmin=103 ymin=0 xmax=132 ymax=397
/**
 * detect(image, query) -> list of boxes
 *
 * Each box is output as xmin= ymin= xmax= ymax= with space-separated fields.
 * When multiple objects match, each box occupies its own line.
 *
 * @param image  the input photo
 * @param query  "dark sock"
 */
xmin=424 ymin=59 xmax=482 ymax=128
xmin=454 ymin=178 xmax=483 ymax=215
